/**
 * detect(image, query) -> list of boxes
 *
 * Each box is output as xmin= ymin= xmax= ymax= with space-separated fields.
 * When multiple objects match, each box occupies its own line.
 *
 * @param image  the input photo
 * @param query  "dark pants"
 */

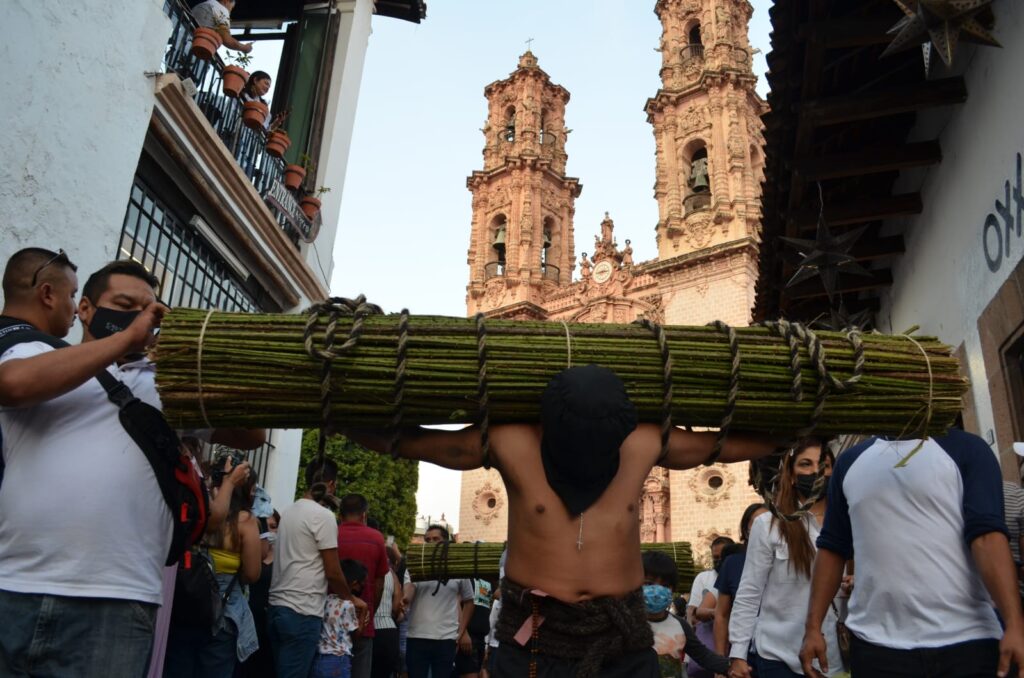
xmin=0 ymin=589 xmax=157 ymax=678
xmin=351 ymin=636 xmax=373 ymax=678
xmin=267 ymin=605 xmax=323 ymax=678
xmin=406 ymin=638 xmax=456 ymax=678
xmin=163 ymin=622 xmax=238 ymax=678
xmin=371 ymin=627 xmax=401 ymax=678
xmin=850 ymin=632 xmax=999 ymax=678
xmin=750 ymin=652 xmax=802 ymax=678
xmin=491 ymin=643 xmax=659 ymax=677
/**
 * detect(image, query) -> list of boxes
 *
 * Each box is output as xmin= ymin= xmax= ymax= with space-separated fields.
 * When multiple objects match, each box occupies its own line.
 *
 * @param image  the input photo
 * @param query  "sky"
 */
xmin=274 ymin=1 xmax=773 ymax=532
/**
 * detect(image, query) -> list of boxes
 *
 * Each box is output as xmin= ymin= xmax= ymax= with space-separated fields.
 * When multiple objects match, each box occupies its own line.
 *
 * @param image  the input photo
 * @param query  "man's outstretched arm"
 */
xmin=344 ymin=426 xmax=485 ymax=471
xmin=659 ymin=428 xmax=784 ymax=470
xmin=972 ymin=532 xmax=1024 ymax=677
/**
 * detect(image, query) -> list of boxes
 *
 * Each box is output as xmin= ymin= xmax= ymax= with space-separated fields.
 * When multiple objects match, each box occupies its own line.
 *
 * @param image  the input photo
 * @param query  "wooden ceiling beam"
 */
xmin=794 ymin=141 xmax=941 ymax=181
xmin=792 ymin=192 xmax=923 ymax=231
xmin=785 ymin=268 xmax=894 ymax=300
xmin=802 ymin=77 xmax=967 ymax=126
xmin=851 ymin=235 xmax=905 ymax=261
xmin=798 ymin=18 xmax=897 ymax=48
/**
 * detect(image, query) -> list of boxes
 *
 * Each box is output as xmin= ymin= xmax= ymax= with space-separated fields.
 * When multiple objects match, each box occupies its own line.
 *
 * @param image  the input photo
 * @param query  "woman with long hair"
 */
xmin=726 ymin=439 xmax=842 ymax=678
xmin=165 ymin=452 xmax=262 ymax=677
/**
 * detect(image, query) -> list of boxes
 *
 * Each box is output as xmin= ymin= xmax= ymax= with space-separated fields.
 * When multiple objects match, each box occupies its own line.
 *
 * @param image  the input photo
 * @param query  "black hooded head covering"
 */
xmin=540 ymin=365 xmax=639 ymax=516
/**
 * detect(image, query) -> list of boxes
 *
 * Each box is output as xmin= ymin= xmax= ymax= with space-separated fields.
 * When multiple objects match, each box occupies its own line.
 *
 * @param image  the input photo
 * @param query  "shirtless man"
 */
xmin=346 ymin=364 xmax=781 ymax=677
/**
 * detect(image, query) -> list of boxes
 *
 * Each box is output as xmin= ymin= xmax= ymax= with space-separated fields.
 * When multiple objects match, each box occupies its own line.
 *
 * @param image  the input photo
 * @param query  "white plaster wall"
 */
xmin=264 ymin=428 xmax=304 ymax=509
xmin=0 ymin=1 xmax=170 ymax=320
xmin=878 ymin=1 xmax=1024 ymax=452
xmin=314 ymin=0 xmax=374 ymax=285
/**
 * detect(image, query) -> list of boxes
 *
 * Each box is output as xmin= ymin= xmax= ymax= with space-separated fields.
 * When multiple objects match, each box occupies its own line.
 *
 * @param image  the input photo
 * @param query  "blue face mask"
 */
xmin=643 ymin=584 xmax=673 ymax=614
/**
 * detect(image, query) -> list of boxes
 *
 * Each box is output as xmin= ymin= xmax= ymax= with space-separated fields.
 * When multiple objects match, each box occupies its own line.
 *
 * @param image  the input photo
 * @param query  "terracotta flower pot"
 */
xmin=191 ymin=27 xmax=223 ymax=61
xmin=266 ymin=130 xmax=291 ymax=159
xmin=222 ymin=65 xmax=249 ymax=98
xmin=283 ymin=164 xmax=307 ymax=191
xmin=300 ymin=196 xmax=322 ymax=220
xmin=241 ymin=101 xmax=269 ymax=130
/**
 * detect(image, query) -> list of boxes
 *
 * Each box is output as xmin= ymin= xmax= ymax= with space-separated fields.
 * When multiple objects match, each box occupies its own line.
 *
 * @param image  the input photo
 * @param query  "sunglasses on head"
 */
xmin=31 ymin=249 xmax=70 ymax=287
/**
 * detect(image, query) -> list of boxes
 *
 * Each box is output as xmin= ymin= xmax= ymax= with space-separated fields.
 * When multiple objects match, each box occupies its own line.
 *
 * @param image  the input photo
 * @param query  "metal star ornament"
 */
xmin=882 ymin=0 xmax=1000 ymax=73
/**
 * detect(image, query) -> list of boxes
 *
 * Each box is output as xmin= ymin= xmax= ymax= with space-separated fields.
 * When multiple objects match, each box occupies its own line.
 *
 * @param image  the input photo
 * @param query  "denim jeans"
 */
xmin=405 ymin=638 xmax=457 ymax=678
xmin=267 ymin=604 xmax=323 ymax=678
xmin=750 ymin=652 xmax=803 ymax=678
xmin=0 ymin=588 xmax=157 ymax=678
xmin=163 ymin=622 xmax=238 ymax=678
xmin=849 ymin=632 xmax=999 ymax=677
xmin=311 ymin=652 xmax=352 ymax=678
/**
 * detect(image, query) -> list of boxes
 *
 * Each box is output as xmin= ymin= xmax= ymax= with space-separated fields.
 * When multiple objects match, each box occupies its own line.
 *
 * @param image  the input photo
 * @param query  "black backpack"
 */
xmin=0 ymin=317 xmax=209 ymax=566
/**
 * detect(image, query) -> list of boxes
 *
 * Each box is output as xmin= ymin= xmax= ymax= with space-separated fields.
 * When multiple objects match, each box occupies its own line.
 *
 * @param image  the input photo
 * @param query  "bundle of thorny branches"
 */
xmin=403 ymin=541 xmax=698 ymax=590
xmin=153 ymin=304 xmax=965 ymax=438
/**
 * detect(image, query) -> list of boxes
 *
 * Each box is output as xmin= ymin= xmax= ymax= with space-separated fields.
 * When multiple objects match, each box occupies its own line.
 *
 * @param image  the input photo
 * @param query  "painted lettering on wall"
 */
xmin=982 ymin=153 xmax=1024 ymax=272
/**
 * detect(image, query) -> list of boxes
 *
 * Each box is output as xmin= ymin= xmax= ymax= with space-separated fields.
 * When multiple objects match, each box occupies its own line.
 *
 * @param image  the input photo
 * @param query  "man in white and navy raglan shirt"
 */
xmin=799 ymin=430 xmax=1024 ymax=677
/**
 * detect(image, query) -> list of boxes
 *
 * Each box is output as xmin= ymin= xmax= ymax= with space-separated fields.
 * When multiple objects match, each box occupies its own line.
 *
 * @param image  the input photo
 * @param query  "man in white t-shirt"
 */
xmin=801 ymin=432 xmax=1024 ymax=677
xmin=269 ymin=458 xmax=365 ymax=678
xmin=0 ymin=255 xmax=263 ymax=677
xmin=190 ymin=0 xmax=253 ymax=53
xmin=403 ymin=525 xmax=474 ymax=678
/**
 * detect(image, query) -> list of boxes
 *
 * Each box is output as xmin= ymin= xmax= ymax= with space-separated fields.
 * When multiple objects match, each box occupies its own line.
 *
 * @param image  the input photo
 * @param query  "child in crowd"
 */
xmin=311 ymin=559 xmax=367 ymax=678
xmin=643 ymin=551 xmax=730 ymax=678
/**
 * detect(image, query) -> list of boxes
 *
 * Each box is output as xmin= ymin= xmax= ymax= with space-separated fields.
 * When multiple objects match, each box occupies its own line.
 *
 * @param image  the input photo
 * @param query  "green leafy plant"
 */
xmin=299 ymin=153 xmax=317 ymax=175
xmin=231 ymin=52 xmax=253 ymax=69
xmin=315 ymin=186 xmax=332 ymax=197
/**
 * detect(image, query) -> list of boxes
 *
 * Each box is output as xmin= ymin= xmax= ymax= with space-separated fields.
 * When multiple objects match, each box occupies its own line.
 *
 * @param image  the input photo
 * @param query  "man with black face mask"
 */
xmin=344 ymin=364 xmax=785 ymax=677
xmin=0 ymin=259 xmax=264 ymax=678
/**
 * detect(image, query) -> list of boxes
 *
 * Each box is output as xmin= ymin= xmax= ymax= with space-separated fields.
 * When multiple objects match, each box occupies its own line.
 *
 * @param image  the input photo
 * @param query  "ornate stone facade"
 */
xmin=459 ymin=1 xmax=766 ymax=551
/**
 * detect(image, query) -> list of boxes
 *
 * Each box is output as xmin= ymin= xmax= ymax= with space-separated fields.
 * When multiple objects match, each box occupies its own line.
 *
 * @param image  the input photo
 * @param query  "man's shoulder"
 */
xmin=0 ymin=340 xmax=54 ymax=363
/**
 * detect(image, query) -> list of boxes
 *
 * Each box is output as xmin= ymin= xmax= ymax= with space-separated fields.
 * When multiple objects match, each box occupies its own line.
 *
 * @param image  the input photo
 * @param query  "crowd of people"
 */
xmin=2 ymin=245 xmax=1024 ymax=678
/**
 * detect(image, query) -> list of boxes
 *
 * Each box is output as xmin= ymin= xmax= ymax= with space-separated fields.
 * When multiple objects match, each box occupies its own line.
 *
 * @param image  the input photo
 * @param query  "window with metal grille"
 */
xmin=118 ymin=178 xmax=258 ymax=312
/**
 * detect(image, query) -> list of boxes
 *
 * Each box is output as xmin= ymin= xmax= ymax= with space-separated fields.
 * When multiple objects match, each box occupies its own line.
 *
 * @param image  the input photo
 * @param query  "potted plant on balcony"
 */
xmin=300 ymin=186 xmax=331 ymax=220
xmin=242 ymin=99 xmax=269 ymax=130
xmin=191 ymin=26 xmax=223 ymax=61
xmin=266 ymin=129 xmax=291 ymax=159
xmin=222 ymin=53 xmax=251 ymax=98
xmin=284 ymin=154 xmax=314 ymax=191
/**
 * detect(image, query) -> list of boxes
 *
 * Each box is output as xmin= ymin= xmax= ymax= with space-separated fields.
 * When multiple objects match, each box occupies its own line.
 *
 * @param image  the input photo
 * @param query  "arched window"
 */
xmin=488 ymin=214 xmax=508 ymax=278
xmin=684 ymin=144 xmax=711 ymax=215
xmin=541 ymin=216 xmax=558 ymax=281
xmin=684 ymin=23 xmax=704 ymax=59
xmin=503 ymin=106 xmax=516 ymax=142
xmin=539 ymin=109 xmax=548 ymax=145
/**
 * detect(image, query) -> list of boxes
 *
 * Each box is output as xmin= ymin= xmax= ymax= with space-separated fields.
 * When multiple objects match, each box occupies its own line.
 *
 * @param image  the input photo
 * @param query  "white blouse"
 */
xmin=728 ymin=512 xmax=842 ymax=675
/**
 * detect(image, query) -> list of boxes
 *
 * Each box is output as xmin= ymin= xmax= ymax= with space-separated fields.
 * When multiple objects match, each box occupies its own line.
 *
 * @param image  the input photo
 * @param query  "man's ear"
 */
xmin=77 ymin=296 xmax=95 ymax=328
xmin=35 ymin=281 xmax=58 ymax=311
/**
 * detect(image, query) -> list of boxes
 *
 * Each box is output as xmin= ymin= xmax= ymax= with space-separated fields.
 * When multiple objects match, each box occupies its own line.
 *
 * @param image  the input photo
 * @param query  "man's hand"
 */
xmin=799 ymin=628 xmax=828 ymax=677
xmin=123 ymin=301 xmax=168 ymax=354
xmin=352 ymin=595 xmax=369 ymax=628
xmin=458 ymin=631 xmax=473 ymax=655
xmin=727 ymin=658 xmax=752 ymax=678
xmin=999 ymin=624 xmax=1024 ymax=678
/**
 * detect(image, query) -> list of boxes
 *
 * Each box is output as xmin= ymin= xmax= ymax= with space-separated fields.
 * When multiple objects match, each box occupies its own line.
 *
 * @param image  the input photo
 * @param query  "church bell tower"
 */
xmin=466 ymin=51 xmax=582 ymax=319
xmin=646 ymin=0 xmax=766 ymax=265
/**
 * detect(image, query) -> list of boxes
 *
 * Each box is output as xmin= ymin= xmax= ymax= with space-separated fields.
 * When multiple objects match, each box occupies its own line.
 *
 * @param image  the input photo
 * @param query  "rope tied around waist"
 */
xmin=496 ymin=579 xmax=653 ymax=678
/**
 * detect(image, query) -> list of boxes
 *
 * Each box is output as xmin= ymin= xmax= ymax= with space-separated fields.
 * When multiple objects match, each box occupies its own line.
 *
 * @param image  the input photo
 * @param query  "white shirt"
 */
xmin=688 ymin=569 xmax=718 ymax=609
xmin=270 ymin=498 xmax=339 ymax=617
xmin=0 ymin=343 xmax=172 ymax=604
xmin=486 ymin=598 xmax=502 ymax=648
xmin=190 ymin=0 xmax=230 ymax=29
xmin=407 ymin=578 xmax=473 ymax=640
xmin=729 ymin=512 xmax=842 ymax=675
xmin=818 ymin=433 xmax=1004 ymax=649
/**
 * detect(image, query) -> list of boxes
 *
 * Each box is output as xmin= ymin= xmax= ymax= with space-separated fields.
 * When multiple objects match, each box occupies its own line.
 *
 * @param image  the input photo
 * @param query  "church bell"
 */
xmin=690 ymin=157 xmax=710 ymax=193
xmin=543 ymin=230 xmax=552 ymax=249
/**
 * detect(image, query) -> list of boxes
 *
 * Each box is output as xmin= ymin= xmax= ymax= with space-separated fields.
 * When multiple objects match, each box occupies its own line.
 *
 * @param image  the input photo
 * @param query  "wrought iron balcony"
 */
xmin=684 ymin=192 xmax=712 ymax=215
xmin=485 ymin=261 xmax=505 ymax=279
xmin=542 ymin=263 xmax=560 ymax=282
xmin=682 ymin=43 xmax=705 ymax=60
xmin=162 ymin=0 xmax=292 ymax=237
